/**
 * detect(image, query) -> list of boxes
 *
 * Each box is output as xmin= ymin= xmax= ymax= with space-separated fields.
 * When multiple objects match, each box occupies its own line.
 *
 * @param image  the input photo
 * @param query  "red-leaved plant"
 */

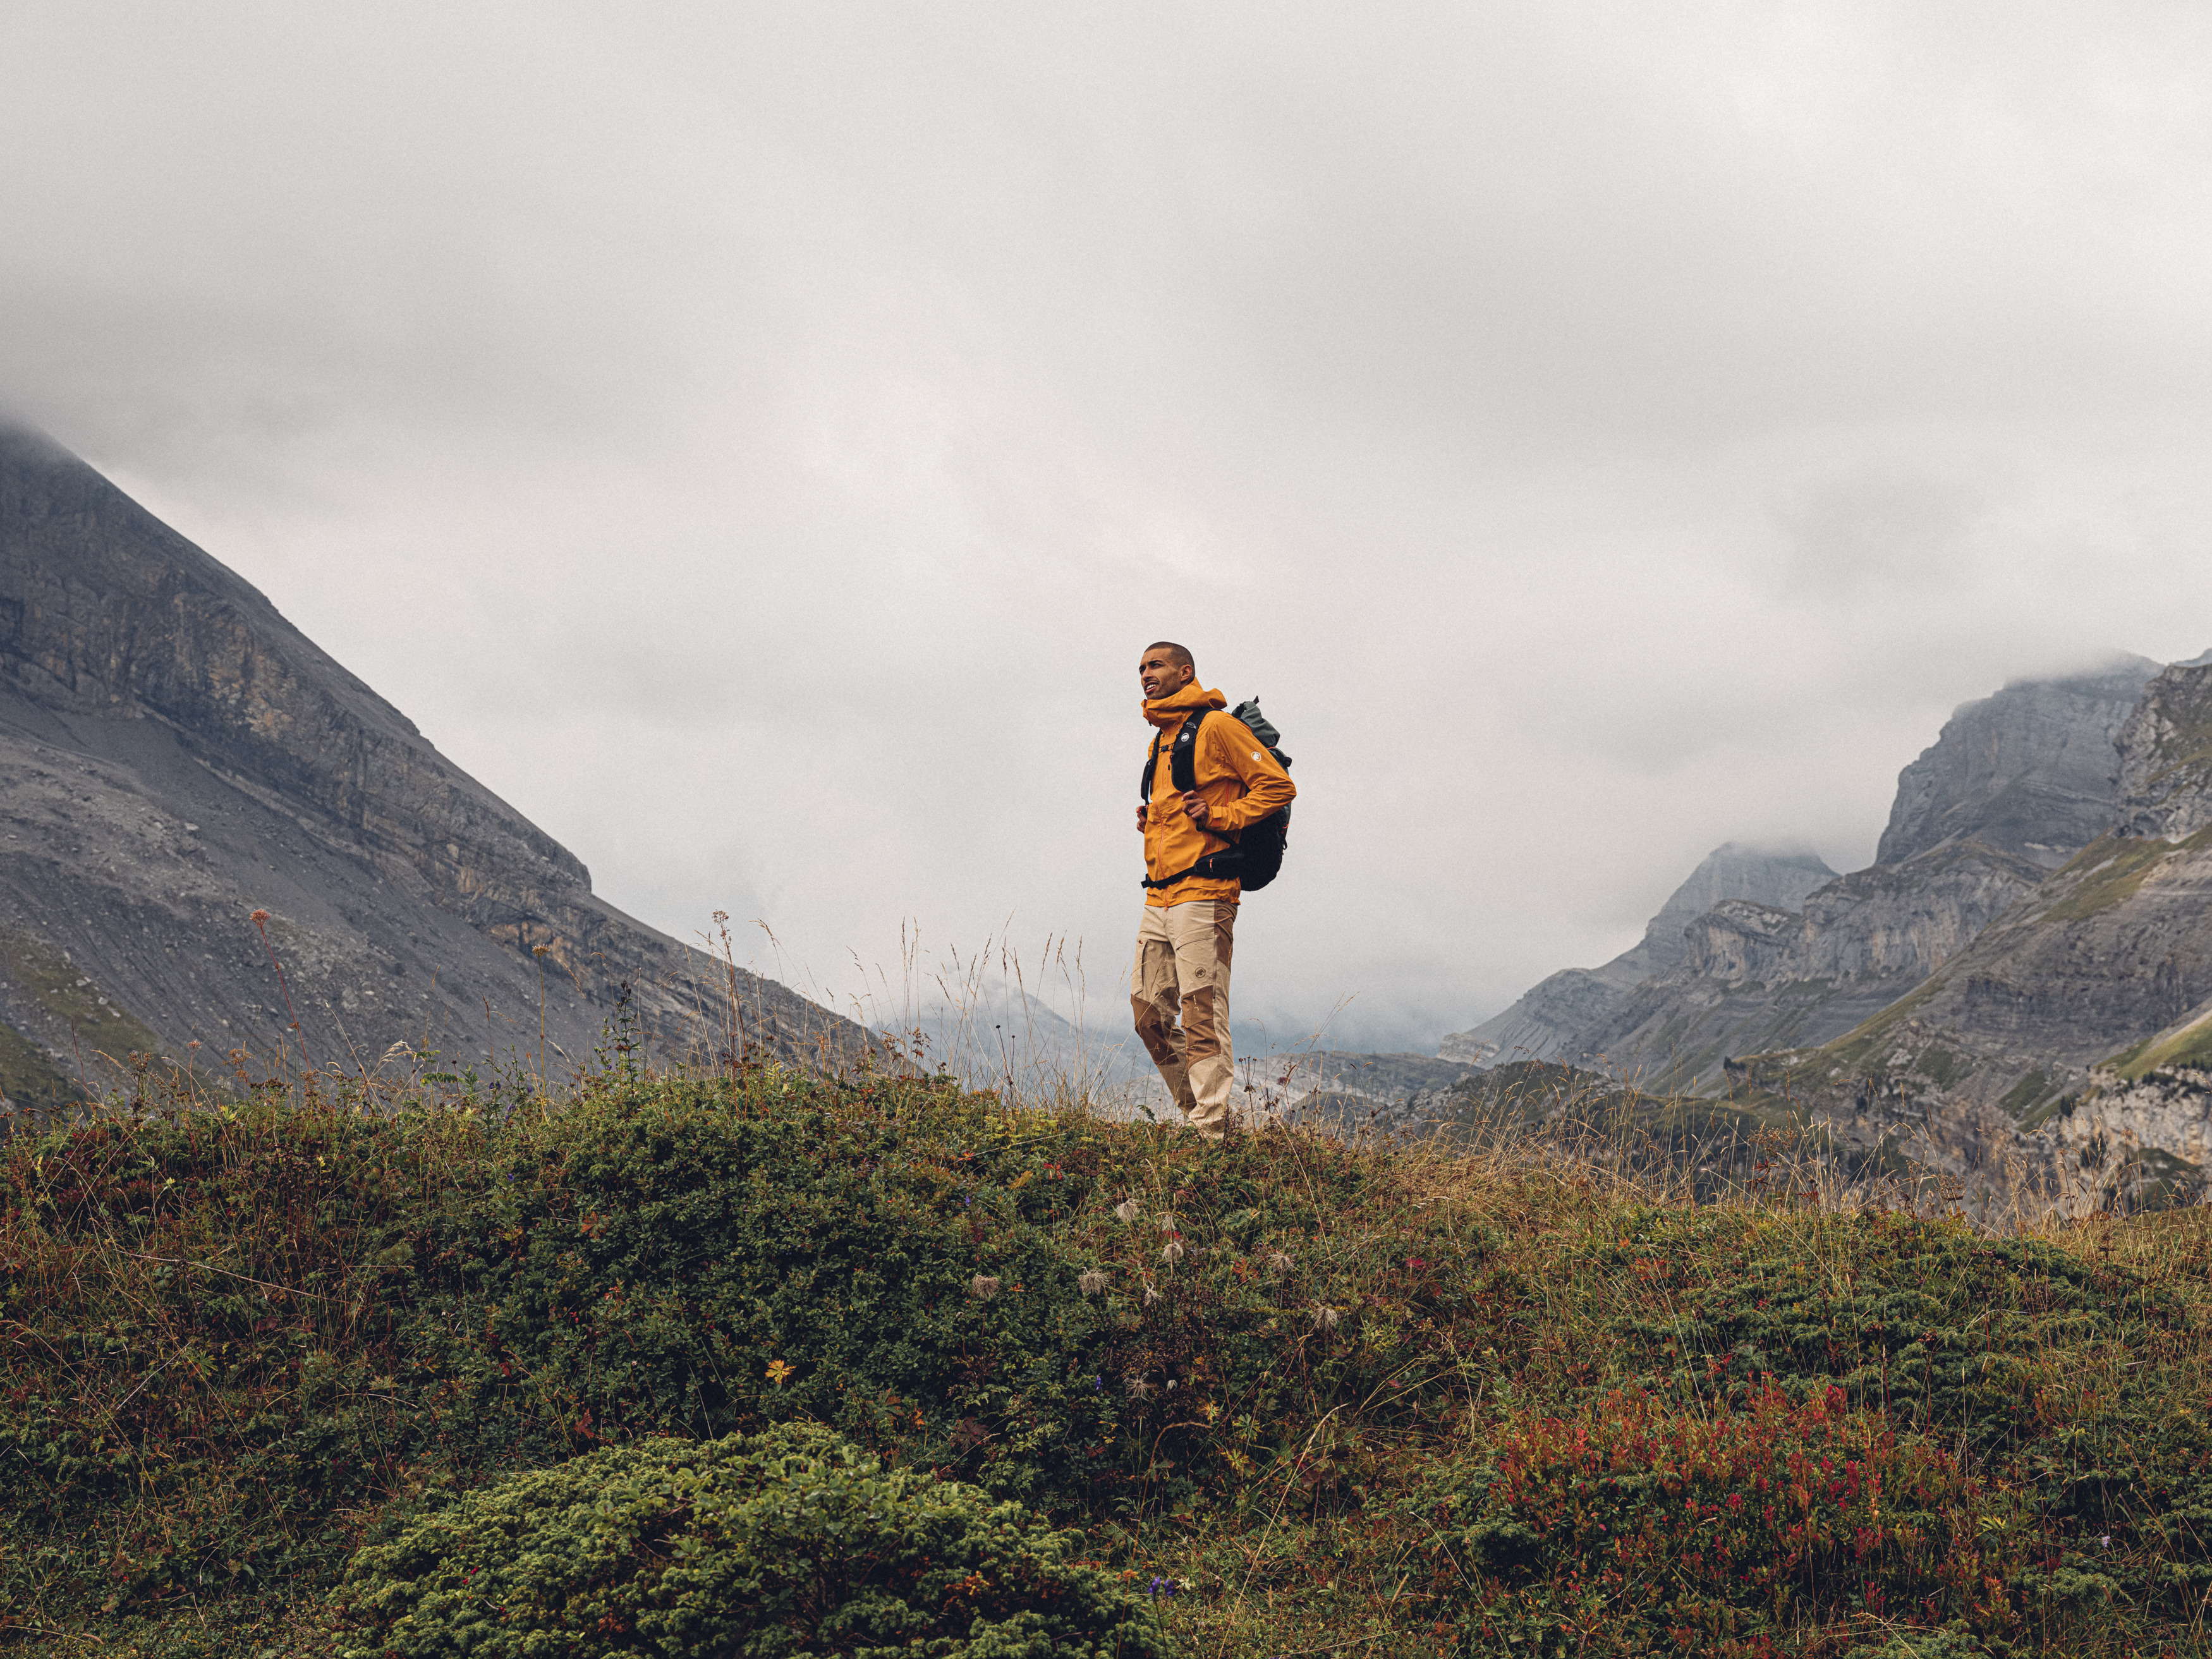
xmin=1405 ymin=1381 xmax=2025 ymax=1656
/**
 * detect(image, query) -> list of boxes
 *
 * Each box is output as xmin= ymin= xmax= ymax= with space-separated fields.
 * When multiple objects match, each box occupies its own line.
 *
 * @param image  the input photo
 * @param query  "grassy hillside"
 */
xmin=8 ymin=1059 xmax=2212 ymax=1656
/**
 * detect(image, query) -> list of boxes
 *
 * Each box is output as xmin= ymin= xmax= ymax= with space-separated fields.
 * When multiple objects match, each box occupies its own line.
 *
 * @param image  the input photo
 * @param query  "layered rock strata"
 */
xmin=1577 ymin=837 xmax=2053 ymax=1091
xmin=1771 ymin=659 xmax=2212 ymax=1206
xmin=0 ymin=425 xmax=873 ymax=1103
xmin=1438 ymin=843 xmax=1838 ymax=1065
xmin=1877 ymin=658 xmax=2160 ymax=868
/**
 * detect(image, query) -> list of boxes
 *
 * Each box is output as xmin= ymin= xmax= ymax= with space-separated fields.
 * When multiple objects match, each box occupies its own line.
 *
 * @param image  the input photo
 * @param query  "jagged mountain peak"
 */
xmin=1775 ymin=652 xmax=2212 ymax=1206
xmin=0 ymin=422 xmax=429 ymax=747
xmin=0 ymin=422 xmax=574 ymax=876
xmin=1437 ymin=841 xmax=1837 ymax=1066
xmin=1636 ymin=841 xmax=1838 ymax=968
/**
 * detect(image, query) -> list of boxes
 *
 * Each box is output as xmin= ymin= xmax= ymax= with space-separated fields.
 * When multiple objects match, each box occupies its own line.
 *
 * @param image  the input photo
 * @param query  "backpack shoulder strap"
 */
xmin=1170 ymin=709 xmax=1207 ymax=795
xmin=1141 ymin=729 xmax=1164 ymax=801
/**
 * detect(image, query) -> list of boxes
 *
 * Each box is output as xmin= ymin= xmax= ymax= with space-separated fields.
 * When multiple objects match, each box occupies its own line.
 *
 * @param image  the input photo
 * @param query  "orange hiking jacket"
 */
xmin=1139 ymin=683 xmax=1297 ymax=907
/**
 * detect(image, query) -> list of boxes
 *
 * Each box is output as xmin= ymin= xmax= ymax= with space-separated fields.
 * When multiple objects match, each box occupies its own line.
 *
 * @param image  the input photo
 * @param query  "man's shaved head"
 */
xmin=1138 ymin=641 xmax=1197 ymax=700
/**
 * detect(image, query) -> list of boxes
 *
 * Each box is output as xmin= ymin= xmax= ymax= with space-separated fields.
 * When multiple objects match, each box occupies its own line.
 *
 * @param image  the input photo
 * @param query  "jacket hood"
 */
xmin=1143 ymin=682 xmax=1227 ymax=730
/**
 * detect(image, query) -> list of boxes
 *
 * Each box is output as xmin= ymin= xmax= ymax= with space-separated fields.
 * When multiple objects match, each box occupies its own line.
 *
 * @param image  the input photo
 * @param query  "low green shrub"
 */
xmin=0 ymin=1069 xmax=1501 ymax=1620
xmin=1593 ymin=1209 xmax=2186 ymax=1443
xmin=388 ymin=1075 xmax=1502 ymax=1514
xmin=0 ymin=1097 xmax=469 ymax=1608
xmin=334 ymin=1422 xmax=1169 ymax=1659
xmin=1838 ymin=1630 xmax=1998 ymax=1658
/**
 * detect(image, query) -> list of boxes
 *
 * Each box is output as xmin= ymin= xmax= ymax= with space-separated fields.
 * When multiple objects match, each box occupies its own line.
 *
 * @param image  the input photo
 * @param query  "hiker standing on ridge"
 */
xmin=1133 ymin=641 xmax=1297 ymax=1140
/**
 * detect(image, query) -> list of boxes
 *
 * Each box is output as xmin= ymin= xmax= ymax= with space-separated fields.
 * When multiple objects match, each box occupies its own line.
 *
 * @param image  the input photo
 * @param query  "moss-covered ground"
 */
xmin=9 ymin=1059 xmax=2212 ymax=1656
xmin=0 ymin=925 xmax=167 ymax=1093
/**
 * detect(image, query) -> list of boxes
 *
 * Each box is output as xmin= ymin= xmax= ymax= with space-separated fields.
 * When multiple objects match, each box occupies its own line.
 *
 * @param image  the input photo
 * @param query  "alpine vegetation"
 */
xmin=9 ymin=1054 xmax=2212 ymax=1656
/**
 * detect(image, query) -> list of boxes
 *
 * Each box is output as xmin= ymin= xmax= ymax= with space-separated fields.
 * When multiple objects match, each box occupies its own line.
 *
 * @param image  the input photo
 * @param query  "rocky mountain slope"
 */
xmin=0 ymin=425 xmax=871 ymax=1105
xmin=1437 ymin=842 xmax=1839 ymax=1065
xmin=1876 ymin=658 xmax=2163 ymax=867
xmin=1446 ymin=657 xmax=2161 ymax=1093
xmin=1766 ymin=657 xmax=2212 ymax=1207
xmin=1251 ymin=1048 xmax=1489 ymax=1131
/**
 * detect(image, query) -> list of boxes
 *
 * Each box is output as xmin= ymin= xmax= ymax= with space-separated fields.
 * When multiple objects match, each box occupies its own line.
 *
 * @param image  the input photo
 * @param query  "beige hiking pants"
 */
xmin=1130 ymin=899 xmax=1237 ymax=1138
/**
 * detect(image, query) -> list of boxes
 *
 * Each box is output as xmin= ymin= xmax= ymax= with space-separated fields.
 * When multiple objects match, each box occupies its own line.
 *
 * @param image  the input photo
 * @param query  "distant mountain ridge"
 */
xmin=1433 ymin=647 xmax=2212 ymax=1208
xmin=1438 ymin=842 xmax=1840 ymax=1067
xmin=0 ymin=425 xmax=871 ymax=1103
xmin=1444 ymin=655 xmax=2163 ymax=1094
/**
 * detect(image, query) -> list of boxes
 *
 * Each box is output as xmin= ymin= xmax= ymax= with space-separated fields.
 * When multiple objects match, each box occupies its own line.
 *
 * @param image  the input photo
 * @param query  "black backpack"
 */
xmin=1139 ymin=697 xmax=1294 ymax=893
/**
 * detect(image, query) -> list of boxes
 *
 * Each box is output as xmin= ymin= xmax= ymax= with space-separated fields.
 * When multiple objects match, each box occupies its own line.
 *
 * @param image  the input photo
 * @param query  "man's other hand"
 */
xmin=1136 ymin=803 xmax=1148 ymax=832
xmin=1179 ymin=790 xmax=1211 ymax=827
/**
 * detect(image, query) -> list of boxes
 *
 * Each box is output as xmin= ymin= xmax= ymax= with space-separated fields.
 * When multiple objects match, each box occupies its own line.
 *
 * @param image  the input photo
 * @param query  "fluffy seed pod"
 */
xmin=1311 ymin=1303 xmax=1339 ymax=1330
xmin=1265 ymin=1251 xmax=1294 ymax=1277
xmin=968 ymin=1275 xmax=1002 ymax=1301
xmin=1114 ymin=1198 xmax=1141 ymax=1224
xmin=1078 ymin=1268 xmax=1109 ymax=1295
xmin=1160 ymin=1239 xmax=1186 ymax=1265
xmin=1157 ymin=1212 xmax=1177 ymax=1234
xmin=1125 ymin=1374 xmax=1156 ymax=1399
xmin=1142 ymin=1280 xmax=1162 ymax=1306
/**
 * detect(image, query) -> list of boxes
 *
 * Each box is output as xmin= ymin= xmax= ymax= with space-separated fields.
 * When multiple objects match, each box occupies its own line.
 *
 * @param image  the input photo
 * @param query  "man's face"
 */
xmin=1138 ymin=647 xmax=1194 ymax=700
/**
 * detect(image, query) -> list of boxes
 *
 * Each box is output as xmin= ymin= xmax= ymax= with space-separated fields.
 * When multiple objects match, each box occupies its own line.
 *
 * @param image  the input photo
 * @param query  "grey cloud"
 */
xmin=1779 ymin=468 xmax=1984 ymax=596
xmin=5 ymin=2 xmax=2212 ymax=1050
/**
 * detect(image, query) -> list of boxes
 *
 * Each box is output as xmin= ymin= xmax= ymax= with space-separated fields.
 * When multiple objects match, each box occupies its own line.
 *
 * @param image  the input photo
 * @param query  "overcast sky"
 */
xmin=6 ymin=3 xmax=2212 ymax=1050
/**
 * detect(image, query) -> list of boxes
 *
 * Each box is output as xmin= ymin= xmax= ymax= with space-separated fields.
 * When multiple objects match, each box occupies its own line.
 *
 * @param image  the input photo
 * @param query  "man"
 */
xmin=1131 ymin=640 xmax=1296 ymax=1139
